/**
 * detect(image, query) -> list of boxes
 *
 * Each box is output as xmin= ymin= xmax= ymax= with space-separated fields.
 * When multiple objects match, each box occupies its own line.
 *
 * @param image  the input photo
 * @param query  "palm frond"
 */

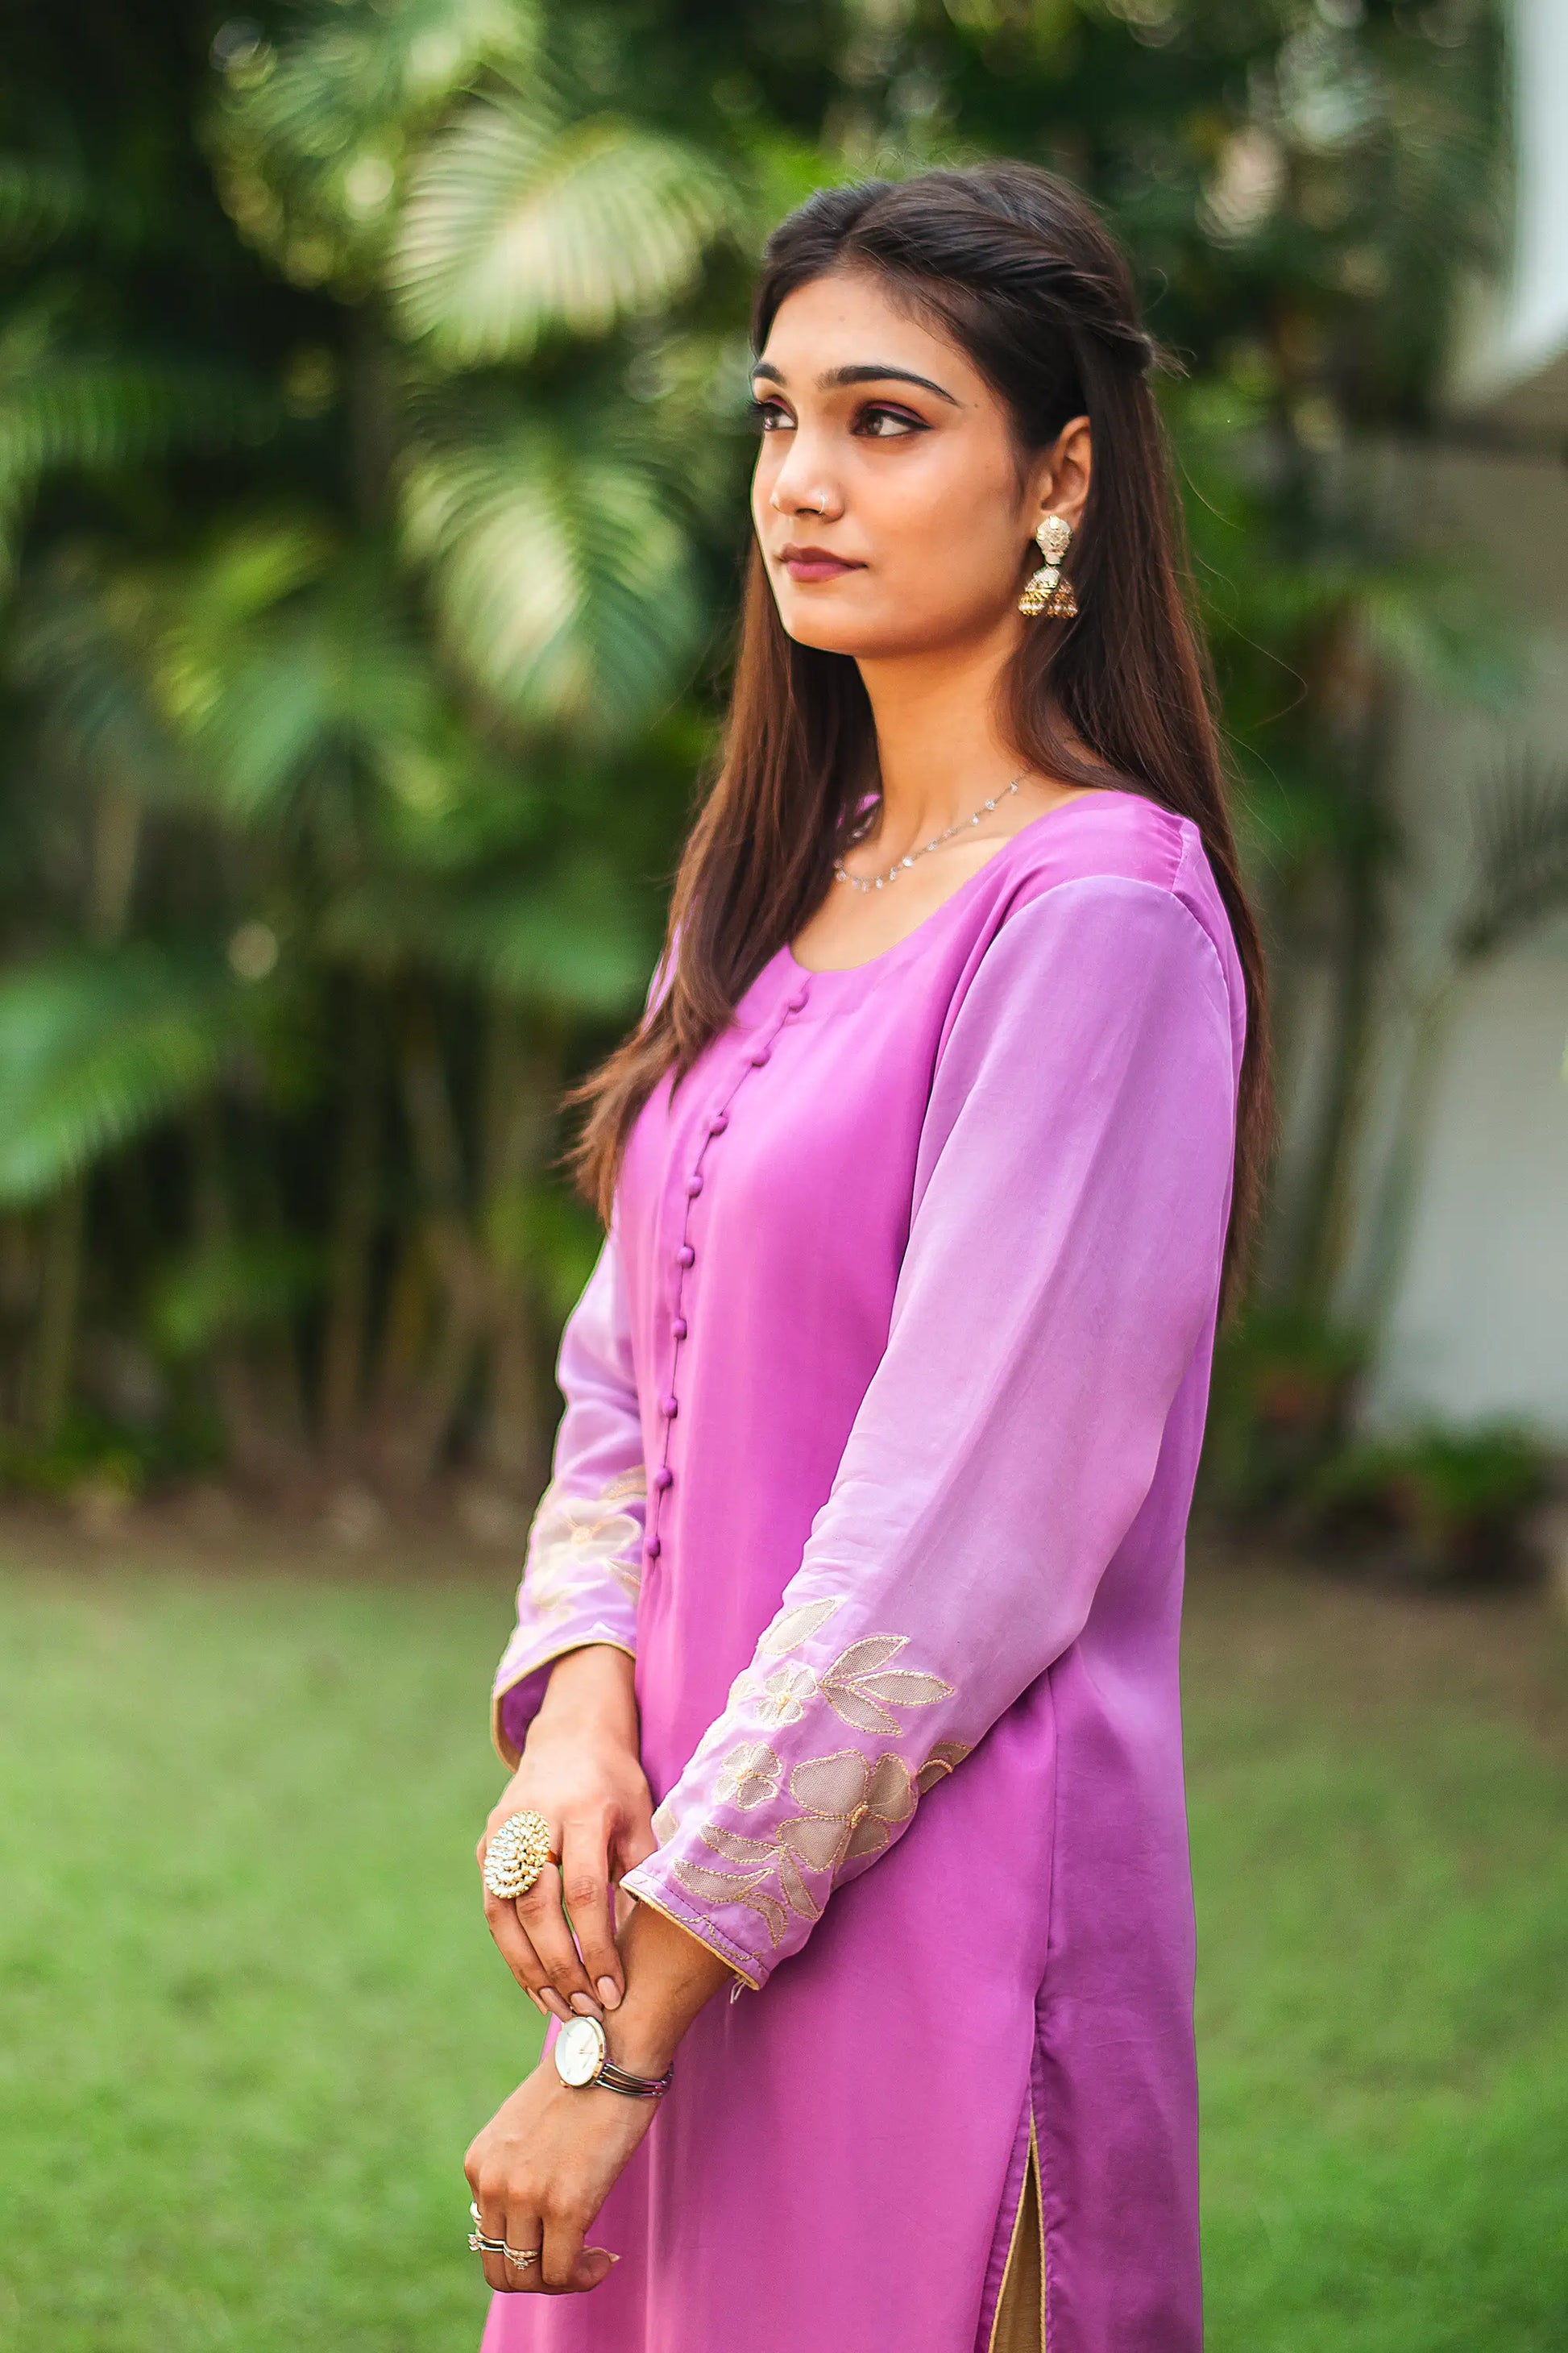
xmin=0 ymin=950 xmax=257 ymax=1203
xmin=150 ymin=530 xmax=448 ymax=830
xmin=398 ymin=389 xmax=703 ymax=734
xmin=8 ymin=561 xmax=189 ymax=805
xmin=210 ymin=0 xmax=539 ymax=286
xmin=392 ymin=97 xmax=730 ymax=361
xmin=1453 ymin=758 xmax=1568 ymax=961
xmin=0 ymin=352 xmax=275 ymax=575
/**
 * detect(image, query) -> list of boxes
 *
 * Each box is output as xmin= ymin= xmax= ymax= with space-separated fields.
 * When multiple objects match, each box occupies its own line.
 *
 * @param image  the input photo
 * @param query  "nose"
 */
xmin=765 ymin=426 xmax=841 ymax=521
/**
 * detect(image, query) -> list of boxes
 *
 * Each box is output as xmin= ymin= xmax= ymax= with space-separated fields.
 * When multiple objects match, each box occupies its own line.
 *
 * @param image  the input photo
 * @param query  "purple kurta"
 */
xmin=484 ymin=786 xmax=1243 ymax=2353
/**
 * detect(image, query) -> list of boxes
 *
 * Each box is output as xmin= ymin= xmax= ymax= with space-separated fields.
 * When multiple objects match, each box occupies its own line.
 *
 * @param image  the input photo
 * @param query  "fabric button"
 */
xmin=786 ymin=990 xmax=808 ymax=1012
xmin=677 ymin=1243 xmax=695 ymax=1267
xmin=685 ymin=1174 xmax=703 ymax=1197
xmin=671 ymin=1316 xmax=687 ymax=1340
xmin=749 ymin=1044 xmax=771 ymax=1067
xmin=653 ymin=1466 xmax=674 ymax=1492
xmin=707 ymin=1110 xmax=729 ymax=1135
xmin=645 ymin=1536 xmax=662 ymax=1562
xmin=660 ymin=1395 xmax=679 ymax=1419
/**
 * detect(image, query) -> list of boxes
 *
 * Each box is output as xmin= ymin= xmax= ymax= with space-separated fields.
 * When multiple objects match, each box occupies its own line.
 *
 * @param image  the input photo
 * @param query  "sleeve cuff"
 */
xmin=491 ymin=1633 xmax=637 ymax=1768
xmin=618 ymin=1866 xmax=768 ymax=1993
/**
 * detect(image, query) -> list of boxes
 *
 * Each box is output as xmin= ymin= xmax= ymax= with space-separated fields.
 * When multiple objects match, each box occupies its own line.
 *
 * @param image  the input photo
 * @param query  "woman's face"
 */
xmin=750 ymin=267 xmax=1089 ymax=661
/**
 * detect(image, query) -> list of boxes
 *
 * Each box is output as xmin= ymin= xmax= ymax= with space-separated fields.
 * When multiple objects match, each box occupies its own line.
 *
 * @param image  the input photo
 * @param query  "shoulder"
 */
xmin=936 ymin=786 xmax=1244 ymax=1081
xmin=983 ymin=785 xmax=1240 ymax=1021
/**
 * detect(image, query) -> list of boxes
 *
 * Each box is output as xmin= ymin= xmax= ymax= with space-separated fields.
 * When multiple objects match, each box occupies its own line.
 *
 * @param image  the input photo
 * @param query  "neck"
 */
xmin=855 ymin=624 xmax=1029 ymax=851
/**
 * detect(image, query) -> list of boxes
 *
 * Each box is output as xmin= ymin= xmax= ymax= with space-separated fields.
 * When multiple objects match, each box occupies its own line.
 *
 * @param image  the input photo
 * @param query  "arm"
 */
xmin=617 ymin=876 xmax=1239 ymax=1989
xmin=481 ymin=1227 xmax=657 ymax=2023
xmin=491 ymin=1229 xmax=646 ymax=1769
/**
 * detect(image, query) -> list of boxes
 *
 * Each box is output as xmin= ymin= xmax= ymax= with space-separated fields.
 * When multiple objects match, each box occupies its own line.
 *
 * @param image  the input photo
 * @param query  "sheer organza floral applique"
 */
xmin=520 ymin=1468 xmax=648 ymax=1621
xmin=663 ymin=1612 xmax=968 ymax=1948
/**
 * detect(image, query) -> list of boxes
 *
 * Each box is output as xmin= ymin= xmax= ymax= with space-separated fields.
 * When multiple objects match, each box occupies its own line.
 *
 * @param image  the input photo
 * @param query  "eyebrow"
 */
xmin=751 ymin=359 xmax=961 ymax=407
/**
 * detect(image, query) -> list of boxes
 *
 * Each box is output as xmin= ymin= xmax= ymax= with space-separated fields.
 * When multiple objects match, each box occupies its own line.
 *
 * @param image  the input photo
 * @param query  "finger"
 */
xmin=472 ymin=2180 xmax=521 ymax=2297
xmin=514 ymin=1865 xmax=604 ymax=2017
xmin=501 ymin=2216 xmax=546 ymax=2296
xmin=613 ymin=1816 xmax=659 ymax=1877
xmin=558 ymin=1820 xmax=624 ymax=2009
xmin=541 ymin=2204 xmax=588 ymax=2293
xmin=556 ymin=2247 xmax=618 ymax=2294
xmin=480 ymin=1890 xmax=563 ymax=2020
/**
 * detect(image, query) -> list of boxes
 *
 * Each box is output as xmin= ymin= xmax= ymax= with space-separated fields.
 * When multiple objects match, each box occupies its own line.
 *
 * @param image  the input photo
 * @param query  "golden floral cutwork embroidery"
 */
xmin=715 ymin=1741 xmax=782 ymax=1809
xmin=662 ymin=1616 xmax=964 ymax=1951
xmin=727 ymin=1659 xmax=819 ymax=1723
xmin=520 ymin=1470 xmax=646 ymax=1623
xmin=729 ymin=1610 xmax=953 ymax=1740
xmin=817 ymin=1633 xmax=953 ymax=1733
xmin=756 ymin=1596 xmax=843 ymax=1656
xmin=682 ymin=1745 xmax=932 ymax=1944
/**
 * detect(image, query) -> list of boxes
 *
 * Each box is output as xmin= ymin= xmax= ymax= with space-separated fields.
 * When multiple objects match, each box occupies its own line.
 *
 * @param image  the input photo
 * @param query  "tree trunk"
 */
xmin=1347 ymin=972 xmax=1458 ymax=1347
xmin=477 ymin=1002 xmax=557 ymax=1496
xmin=25 ymin=787 xmax=147 ymax=1442
xmin=385 ymin=1002 xmax=488 ymax=1490
xmin=1286 ymin=664 xmax=1402 ymax=1316
xmin=189 ymin=1107 xmax=305 ymax=1491
xmin=320 ymin=983 xmax=382 ymax=1457
xmin=27 ymin=1182 xmax=85 ymax=1444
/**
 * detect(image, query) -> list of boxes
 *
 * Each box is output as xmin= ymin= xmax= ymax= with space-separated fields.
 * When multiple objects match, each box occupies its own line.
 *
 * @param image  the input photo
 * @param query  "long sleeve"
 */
xmin=490 ymin=1228 xmax=646 ymax=1767
xmin=619 ymin=876 xmax=1238 ymax=1990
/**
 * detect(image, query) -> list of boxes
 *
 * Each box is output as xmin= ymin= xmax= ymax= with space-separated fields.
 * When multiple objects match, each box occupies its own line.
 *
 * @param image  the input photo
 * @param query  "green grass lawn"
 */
xmin=1 ymin=1526 xmax=1566 ymax=2351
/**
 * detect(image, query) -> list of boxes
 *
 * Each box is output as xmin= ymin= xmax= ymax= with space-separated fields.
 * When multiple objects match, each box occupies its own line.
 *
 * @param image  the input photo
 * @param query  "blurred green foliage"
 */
xmin=1 ymin=0 xmax=1563 ymax=1513
xmin=1201 ymin=1296 xmax=1556 ymax=1583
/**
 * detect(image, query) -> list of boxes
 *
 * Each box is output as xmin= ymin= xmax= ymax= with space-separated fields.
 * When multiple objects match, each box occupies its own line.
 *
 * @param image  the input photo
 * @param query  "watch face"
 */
xmin=554 ymin=2014 xmax=606 ymax=2087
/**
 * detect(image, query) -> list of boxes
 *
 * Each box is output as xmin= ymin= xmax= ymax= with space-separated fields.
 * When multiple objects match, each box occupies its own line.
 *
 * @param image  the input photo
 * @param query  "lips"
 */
xmin=780 ymin=545 xmax=864 ymax=583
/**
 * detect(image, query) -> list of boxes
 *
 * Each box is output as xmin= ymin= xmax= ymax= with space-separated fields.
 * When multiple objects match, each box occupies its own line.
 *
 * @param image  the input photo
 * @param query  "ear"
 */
xmin=1026 ymin=414 xmax=1092 ymax=535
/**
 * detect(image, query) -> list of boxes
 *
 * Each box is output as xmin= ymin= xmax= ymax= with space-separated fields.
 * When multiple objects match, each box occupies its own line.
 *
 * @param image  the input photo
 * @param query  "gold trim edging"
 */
xmin=988 ymin=2107 xmax=1046 ymax=2353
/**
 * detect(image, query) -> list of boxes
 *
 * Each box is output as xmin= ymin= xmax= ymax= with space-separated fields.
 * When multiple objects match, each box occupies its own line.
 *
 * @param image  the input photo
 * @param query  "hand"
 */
xmin=464 ymin=1903 xmax=732 ymax=2297
xmin=465 ymin=2048 xmax=661 ymax=2295
xmin=479 ymin=1645 xmax=657 ymax=2023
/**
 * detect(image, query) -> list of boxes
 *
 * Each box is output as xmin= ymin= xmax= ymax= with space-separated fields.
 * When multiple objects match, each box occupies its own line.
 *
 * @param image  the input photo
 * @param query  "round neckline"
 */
xmin=782 ymin=783 xmax=1140 ymax=988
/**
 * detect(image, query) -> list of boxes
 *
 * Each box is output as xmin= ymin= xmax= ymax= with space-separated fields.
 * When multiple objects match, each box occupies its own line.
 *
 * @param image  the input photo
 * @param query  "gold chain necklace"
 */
xmin=832 ymin=773 xmax=1026 ymax=894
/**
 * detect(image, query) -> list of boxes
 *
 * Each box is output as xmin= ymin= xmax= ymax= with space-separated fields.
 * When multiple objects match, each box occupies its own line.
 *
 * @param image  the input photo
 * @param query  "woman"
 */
xmin=465 ymin=162 xmax=1269 ymax=2353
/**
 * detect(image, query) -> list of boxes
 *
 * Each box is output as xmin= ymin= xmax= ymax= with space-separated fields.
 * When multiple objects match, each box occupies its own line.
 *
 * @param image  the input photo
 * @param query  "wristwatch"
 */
xmin=553 ymin=2014 xmax=674 ymax=2099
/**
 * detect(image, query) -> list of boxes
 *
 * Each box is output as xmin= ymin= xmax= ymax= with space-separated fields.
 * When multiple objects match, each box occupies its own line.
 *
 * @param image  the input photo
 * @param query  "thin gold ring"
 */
xmin=469 ymin=2203 xmax=540 ymax=2268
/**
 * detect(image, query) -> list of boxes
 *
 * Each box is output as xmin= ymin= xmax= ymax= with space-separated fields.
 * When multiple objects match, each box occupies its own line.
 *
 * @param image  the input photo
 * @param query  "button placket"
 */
xmin=644 ymin=977 xmax=811 ymax=1568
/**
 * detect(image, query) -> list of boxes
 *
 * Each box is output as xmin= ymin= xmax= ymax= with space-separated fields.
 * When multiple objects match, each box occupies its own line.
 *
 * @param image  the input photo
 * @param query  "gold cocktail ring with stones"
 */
xmin=482 ymin=1809 xmax=558 ymax=1903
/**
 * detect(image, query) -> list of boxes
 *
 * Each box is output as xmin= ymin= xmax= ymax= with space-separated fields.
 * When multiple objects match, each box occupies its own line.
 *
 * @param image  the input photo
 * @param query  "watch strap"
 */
xmin=593 ymin=2052 xmax=674 ymax=2099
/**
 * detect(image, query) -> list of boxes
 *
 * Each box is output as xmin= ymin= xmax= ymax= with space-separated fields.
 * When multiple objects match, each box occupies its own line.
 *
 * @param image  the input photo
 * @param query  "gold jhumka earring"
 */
xmin=1018 ymin=513 xmax=1078 ymax=618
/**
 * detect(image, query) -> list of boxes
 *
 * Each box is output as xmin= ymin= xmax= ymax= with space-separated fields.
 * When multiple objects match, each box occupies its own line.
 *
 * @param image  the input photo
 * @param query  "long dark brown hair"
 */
xmin=570 ymin=163 xmax=1271 ymax=1314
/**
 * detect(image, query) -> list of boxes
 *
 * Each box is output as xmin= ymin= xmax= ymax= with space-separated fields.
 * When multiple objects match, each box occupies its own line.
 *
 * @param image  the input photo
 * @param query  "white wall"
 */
xmin=1446 ymin=0 xmax=1568 ymax=417
xmin=1369 ymin=943 xmax=1568 ymax=1434
xmin=1352 ymin=438 xmax=1568 ymax=1438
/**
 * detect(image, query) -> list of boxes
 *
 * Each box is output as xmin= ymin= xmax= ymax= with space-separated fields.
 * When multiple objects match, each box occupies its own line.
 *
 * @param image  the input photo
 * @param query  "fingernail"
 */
xmin=597 ymin=1977 xmax=621 ymax=2009
xmin=523 ymin=1987 xmax=546 ymax=2015
xmin=570 ymin=1990 xmax=603 ymax=2017
xmin=540 ymin=1990 xmax=571 ymax=2021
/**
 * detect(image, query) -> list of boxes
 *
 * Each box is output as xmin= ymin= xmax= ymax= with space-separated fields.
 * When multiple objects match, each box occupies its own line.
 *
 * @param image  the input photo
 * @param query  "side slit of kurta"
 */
xmin=988 ymin=2106 xmax=1046 ymax=2353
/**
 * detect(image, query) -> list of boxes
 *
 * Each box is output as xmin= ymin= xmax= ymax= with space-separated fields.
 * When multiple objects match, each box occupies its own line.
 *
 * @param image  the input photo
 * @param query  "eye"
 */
xmin=855 ymin=403 xmax=924 ymax=438
xmin=747 ymin=396 xmax=792 ymax=434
